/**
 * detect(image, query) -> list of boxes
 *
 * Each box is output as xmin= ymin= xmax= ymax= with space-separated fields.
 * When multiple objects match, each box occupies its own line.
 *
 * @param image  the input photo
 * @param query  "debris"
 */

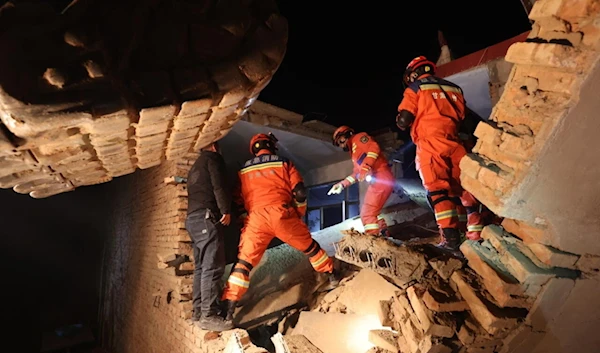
xmin=333 ymin=269 xmax=399 ymax=317
xmin=377 ymin=300 xmax=393 ymax=327
xmin=429 ymin=256 xmax=464 ymax=280
xmin=450 ymin=270 xmax=525 ymax=336
xmin=367 ymin=330 xmax=398 ymax=352
xmin=334 ymin=231 xmax=430 ymax=288
xmin=272 ymin=333 xmax=323 ymax=353
xmin=164 ymin=176 xmax=187 ymax=185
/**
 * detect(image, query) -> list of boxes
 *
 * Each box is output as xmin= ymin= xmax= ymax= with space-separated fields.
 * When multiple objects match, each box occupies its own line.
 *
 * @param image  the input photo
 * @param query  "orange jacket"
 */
xmin=397 ymin=75 xmax=466 ymax=143
xmin=341 ymin=132 xmax=390 ymax=187
xmin=235 ymin=151 xmax=307 ymax=216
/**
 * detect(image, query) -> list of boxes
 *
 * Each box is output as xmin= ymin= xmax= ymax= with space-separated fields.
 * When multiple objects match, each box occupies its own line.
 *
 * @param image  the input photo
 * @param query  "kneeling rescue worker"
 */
xmin=221 ymin=132 xmax=341 ymax=322
xmin=329 ymin=126 xmax=394 ymax=237
xmin=396 ymin=56 xmax=485 ymax=250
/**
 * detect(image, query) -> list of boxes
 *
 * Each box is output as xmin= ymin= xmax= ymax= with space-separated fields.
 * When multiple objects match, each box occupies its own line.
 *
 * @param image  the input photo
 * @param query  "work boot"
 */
xmin=379 ymin=228 xmax=391 ymax=238
xmin=198 ymin=314 xmax=234 ymax=331
xmin=437 ymin=228 xmax=461 ymax=251
xmin=191 ymin=310 xmax=201 ymax=322
xmin=223 ymin=300 xmax=238 ymax=322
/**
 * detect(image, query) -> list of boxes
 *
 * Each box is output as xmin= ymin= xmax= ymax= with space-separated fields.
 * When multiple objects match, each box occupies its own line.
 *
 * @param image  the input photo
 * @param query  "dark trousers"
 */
xmin=185 ymin=209 xmax=226 ymax=317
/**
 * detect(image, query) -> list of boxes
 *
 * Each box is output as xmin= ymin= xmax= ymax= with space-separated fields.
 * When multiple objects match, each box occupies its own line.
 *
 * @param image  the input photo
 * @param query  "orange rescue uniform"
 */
xmin=398 ymin=75 xmax=483 ymax=238
xmin=340 ymin=132 xmax=394 ymax=235
xmin=221 ymin=151 xmax=333 ymax=302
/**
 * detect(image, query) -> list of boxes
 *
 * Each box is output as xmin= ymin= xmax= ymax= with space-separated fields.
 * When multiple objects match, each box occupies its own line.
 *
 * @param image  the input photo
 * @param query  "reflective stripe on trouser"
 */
xmin=453 ymin=197 xmax=467 ymax=232
xmin=361 ymin=168 xmax=394 ymax=235
xmin=377 ymin=215 xmax=388 ymax=232
xmin=303 ymin=240 xmax=334 ymax=272
xmin=222 ymin=205 xmax=333 ymax=302
xmin=460 ymin=190 xmax=484 ymax=240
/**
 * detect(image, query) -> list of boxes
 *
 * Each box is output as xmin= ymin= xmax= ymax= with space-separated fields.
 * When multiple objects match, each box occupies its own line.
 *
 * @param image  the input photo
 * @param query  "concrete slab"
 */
xmin=293 ymin=312 xmax=390 ymax=353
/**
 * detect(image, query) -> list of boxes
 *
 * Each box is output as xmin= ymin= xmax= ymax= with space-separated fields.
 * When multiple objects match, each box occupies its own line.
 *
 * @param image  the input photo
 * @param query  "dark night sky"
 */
xmin=260 ymin=0 xmax=532 ymax=133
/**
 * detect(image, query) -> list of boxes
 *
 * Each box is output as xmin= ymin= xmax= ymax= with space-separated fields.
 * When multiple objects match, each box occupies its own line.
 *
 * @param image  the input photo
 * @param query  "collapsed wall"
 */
xmin=0 ymin=0 xmax=287 ymax=198
xmin=456 ymin=0 xmax=600 ymax=352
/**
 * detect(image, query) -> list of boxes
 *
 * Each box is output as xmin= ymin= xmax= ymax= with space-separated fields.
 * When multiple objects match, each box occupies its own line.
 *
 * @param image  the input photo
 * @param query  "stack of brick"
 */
xmin=459 ymin=0 xmax=600 ymax=217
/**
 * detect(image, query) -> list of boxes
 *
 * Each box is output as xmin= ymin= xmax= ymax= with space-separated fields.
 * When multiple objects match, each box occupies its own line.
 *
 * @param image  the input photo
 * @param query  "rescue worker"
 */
xmin=396 ymin=56 xmax=484 ymax=250
xmin=221 ymin=133 xmax=340 ymax=322
xmin=186 ymin=141 xmax=233 ymax=331
xmin=328 ymin=127 xmax=395 ymax=237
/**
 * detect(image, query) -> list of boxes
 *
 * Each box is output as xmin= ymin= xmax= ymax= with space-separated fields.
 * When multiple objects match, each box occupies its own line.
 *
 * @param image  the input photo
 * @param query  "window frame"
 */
xmin=304 ymin=181 xmax=360 ymax=231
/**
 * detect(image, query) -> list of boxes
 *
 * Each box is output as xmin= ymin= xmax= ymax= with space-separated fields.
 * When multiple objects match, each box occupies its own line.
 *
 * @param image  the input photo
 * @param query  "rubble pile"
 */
xmin=287 ymin=223 xmax=581 ymax=353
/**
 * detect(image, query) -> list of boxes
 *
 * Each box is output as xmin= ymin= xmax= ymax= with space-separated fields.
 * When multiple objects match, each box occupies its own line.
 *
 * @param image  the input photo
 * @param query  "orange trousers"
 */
xmin=221 ymin=205 xmax=334 ymax=302
xmin=416 ymin=137 xmax=483 ymax=239
xmin=362 ymin=168 xmax=394 ymax=235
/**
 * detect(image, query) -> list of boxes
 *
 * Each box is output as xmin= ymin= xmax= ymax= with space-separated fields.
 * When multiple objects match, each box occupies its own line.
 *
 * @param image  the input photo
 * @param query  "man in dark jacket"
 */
xmin=186 ymin=141 xmax=233 ymax=331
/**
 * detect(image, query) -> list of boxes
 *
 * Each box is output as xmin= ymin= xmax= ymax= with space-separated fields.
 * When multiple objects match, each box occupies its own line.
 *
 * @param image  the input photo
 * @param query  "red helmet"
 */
xmin=332 ymin=125 xmax=354 ymax=151
xmin=403 ymin=56 xmax=436 ymax=85
xmin=249 ymin=132 xmax=278 ymax=155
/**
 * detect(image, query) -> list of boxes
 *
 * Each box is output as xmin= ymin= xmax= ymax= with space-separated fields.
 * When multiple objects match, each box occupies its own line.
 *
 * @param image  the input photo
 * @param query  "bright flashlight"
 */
xmin=365 ymin=175 xmax=372 ymax=183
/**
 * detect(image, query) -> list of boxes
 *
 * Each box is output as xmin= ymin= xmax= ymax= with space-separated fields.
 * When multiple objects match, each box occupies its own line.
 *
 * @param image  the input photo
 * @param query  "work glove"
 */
xmin=327 ymin=182 xmax=344 ymax=195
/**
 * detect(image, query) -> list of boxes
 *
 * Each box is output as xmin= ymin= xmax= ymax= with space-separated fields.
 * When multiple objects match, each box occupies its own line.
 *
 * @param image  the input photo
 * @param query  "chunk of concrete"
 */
xmin=293 ymin=312 xmax=388 ymax=353
xmin=272 ymin=333 xmax=323 ymax=353
xmin=334 ymin=269 xmax=399 ymax=317
xmin=525 ymin=278 xmax=575 ymax=332
xmin=367 ymin=330 xmax=398 ymax=352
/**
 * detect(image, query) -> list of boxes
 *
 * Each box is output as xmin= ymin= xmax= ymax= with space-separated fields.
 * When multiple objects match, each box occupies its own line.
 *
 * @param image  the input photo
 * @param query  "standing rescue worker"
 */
xmin=221 ymin=133 xmax=340 ymax=322
xmin=186 ymin=141 xmax=233 ymax=331
xmin=328 ymin=127 xmax=394 ymax=237
xmin=396 ymin=56 xmax=484 ymax=250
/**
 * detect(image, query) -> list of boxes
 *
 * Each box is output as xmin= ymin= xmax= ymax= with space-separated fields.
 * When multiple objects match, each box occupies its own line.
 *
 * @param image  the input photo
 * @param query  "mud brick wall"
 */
xmin=0 ymin=0 xmax=287 ymax=199
xmin=100 ymin=155 xmax=266 ymax=353
xmin=457 ymin=0 xmax=600 ymax=351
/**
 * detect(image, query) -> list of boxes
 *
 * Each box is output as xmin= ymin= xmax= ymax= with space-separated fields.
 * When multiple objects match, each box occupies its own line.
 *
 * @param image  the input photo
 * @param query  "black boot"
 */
xmin=437 ymin=228 xmax=461 ymax=251
xmin=223 ymin=300 xmax=237 ymax=322
xmin=198 ymin=313 xmax=234 ymax=331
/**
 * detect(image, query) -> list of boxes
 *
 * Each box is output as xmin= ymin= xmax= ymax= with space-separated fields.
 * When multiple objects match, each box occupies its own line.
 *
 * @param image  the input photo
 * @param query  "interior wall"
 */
xmin=0 ymin=184 xmax=112 ymax=353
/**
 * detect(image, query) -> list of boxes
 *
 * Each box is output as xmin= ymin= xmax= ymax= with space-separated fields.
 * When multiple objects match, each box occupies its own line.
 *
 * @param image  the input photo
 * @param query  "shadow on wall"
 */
xmin=0 ymin=183 xmax=114 ymax=353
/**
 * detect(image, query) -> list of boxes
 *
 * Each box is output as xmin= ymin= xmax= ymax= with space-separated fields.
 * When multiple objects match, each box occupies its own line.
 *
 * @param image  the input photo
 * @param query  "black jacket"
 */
xmin=187 ymin=151 xmax=231 ymax=217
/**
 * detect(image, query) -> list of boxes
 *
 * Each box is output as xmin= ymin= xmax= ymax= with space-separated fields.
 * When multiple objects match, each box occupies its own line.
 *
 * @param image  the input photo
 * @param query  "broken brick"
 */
xmin=525 ymin=242 xmax=579 ymax=269
xmin=474 ymin=122 xmax=503 ymax=145
xmin=501 ymin=218 xmax=548 ymax=245
xmin=429 ymin=256 xmax=464 ymax=281
xmin=481 ymin=225 xmax=577 ymax=295
xmin=406 ymin=286 xmax=455 ymax=338
xmin=451 ymin=270 xmax=524 ymax=336
xmin=422 ymin=286 xmax=468 ymax=312
xmin=460 ymin=240 xmax=530 ymax=308
xmin=377 ymin=300 xmax=394 ymax=327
